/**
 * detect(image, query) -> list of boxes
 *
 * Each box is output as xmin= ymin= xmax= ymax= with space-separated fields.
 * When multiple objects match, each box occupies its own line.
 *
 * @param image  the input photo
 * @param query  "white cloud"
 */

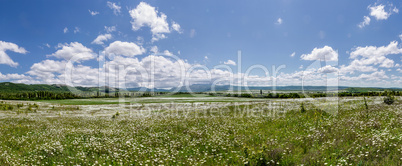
xmin=358 ymin=16 xmax=371 ymax=28
xmin=318 ymin=65 xmax=338 ymax=73
xmin=45 ymin=43 xmax=50 ymax=48
xmin=0 ymin=72 xmax=31 ymax=81
xmin=290 ymin=52 xmax=295 ymax=57
xmin=224 ymin=60 xmax=237 ymax=66
xmin=399 ymin=34 xmax=402 ymax=41
xmin=27 ymin=60 xmax=67 ymax=79
xmin=369 ymin=4 xmax=398 ymax=20
xmin=129 ymin=2 xmax=180 ymax=41
xmin=147 ymin=46 xmax=173 ymax=56
xmin=171 ymin=21 xmax=182 ymax=33
xmin=89 ymin=10 xmax=99 ymax=16
xmin=47 ymin=42 xmax=96 ymax=61
xmin=340 ymin=70 xmax=388 ymax=81
xmin=105 ymin=26 xmax=116 ymax=33
xmin=340 ymin=41 xmax=402 ymax=74
xmin=204 ymin=56 xmax=208 ymax=60
xmin=162 ymin=50 xmax=174 ymax=56
xmin=150 ymin=46 xmax=158 ymax=54
xmin=350 ymin=41 xmax=402 ymax=59
xmin=107 ymin=1 xmax=121 ymax=15
xmin=105 ymin=41 xmax=146 ymax=57
xmin=300 ymin=46 xmax=338 ymax=61
xmin=73 ymin=27 xmax=80 ymax=34
xmin=275 ymin=18 xmax=283 ymax=25
xmin=91 ymin=34 xmax=112 ymax=45
xmin=63 ymin=27 xmax=68 ymax=33
xmin=379 ymin=58 xmax=394 ymax=68
xmin=0 ymin=41 xmax=27 ymax=67
xmin=397 ymin=68 xmax=402 ymax=73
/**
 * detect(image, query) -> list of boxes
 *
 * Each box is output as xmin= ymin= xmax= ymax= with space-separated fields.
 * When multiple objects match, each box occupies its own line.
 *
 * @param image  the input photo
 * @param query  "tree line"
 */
xmin=210 ymin=91 xmax=401 ymax=98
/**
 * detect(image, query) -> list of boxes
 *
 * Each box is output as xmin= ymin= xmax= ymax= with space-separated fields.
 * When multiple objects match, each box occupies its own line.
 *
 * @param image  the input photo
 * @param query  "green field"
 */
xmin=0 ymin=96 xmax=401 ymax=165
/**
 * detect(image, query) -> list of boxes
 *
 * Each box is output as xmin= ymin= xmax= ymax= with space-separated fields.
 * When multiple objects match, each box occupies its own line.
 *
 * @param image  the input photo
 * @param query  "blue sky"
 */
xmin=0 ymin=0 xmax=401 ymax=88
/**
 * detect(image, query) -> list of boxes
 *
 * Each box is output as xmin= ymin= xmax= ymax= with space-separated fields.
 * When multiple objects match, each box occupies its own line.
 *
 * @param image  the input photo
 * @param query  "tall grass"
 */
xmin=0 ymin=98 xmax=400 ymax=165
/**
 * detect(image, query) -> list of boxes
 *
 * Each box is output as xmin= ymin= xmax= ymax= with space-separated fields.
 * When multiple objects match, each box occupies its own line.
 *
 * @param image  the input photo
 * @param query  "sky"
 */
xmin=0 ymin=0 xmax=401 ymax=89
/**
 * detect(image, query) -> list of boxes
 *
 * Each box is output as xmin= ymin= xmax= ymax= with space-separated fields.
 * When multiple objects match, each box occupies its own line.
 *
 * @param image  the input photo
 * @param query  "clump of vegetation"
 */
xmin=300 ymin=102 xmax=306 ymax=113
xmin=363 ymin=96 xmax=368 ymax=109
xmin=0 ymin=102 xmax=14 ymax=110
xmin=383 ymin=95 xmax=395 ymax=105
xmin=112 ymin=111 xmax=120 ymax=119
xmin=141 ymin=93 xmax=152 ymax=97
xmin=16 ymin=103 xmax=24 ymax=108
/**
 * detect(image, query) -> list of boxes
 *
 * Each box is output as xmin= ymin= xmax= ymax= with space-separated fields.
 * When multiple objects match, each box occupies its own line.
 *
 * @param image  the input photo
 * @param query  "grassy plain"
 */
xmin=0 ymin=96 xmax=401 ymax=165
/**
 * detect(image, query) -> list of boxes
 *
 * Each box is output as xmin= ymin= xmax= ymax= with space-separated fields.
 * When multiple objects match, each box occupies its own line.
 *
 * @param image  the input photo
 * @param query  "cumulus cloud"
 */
xmin=358 ymin=16 xmax=371 ymax=28
xmin=0 ymin=41 xmax=28 ymax=67
xmin=379 ymin=58 xmax=394 ymax=68
xmin=89 ymin=10 xmax=99 ymax=16
xmin=27 ymin=60 xmax=67 ymax=79
xmin=224 ymin=60 xmax=237 ymax=66
xmin=369 ymin=4 xmax=398 ymax=20
xmin=105 ymin=41 xmax=146 ymax=57
xmin=340 ymin=70 xmax=388 ymax=81
xmin=171 ymin=21 xmax=182 ymax=33
xmin=358 ymin=3 xmax=398 ymax=28
xmin=129 ymin=2 xmax=180 ymax=41
xmin=300 ymin=46 xmax=338 ymax=61
xmin=340 ymin=41 xmax=402 ymax=74
xmin=350 ymin=41 xmax=402 ymax=59
xmin=150 ymin=46 xmax=158 ymax=54
xmin=91 ymin=34 xmax=112 ymax=45
xmin=0 ymin=72 xmax=31 ymax=81
xmin=107 ymin=1 xmax=121 ymax=15
xmin=63 ymin=27 xmax=68 ymax=33
xmin=162 ymin=50 xmax=174 ymax=56
xmin=47 ymin=42 xmax=96 ymax=61
xmin=318 ymin=65 xmax=338 ymax=73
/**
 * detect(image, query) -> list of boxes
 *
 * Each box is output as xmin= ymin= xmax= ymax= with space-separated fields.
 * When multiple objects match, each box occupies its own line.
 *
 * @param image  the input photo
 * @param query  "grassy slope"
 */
xmin=0 ymin=98 xmax=401 ymax=165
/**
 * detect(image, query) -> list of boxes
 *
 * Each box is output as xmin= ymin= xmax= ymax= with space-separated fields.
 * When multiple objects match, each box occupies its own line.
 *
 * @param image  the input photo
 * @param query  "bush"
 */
xmin=384 ymin=95 xmax=395 ymax=105
xmin=300 ymin=102 xmax=306 ymax=113
xmin=141 ymin=93 xmax=152 ymax=97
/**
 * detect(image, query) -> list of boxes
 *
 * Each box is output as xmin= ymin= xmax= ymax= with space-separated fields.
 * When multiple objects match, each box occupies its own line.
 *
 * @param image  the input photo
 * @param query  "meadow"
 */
xmin=0 ymin=95 xmax=401 ymax=165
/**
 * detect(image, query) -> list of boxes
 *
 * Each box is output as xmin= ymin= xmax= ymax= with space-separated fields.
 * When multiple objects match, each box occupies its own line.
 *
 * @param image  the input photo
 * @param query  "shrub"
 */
xmin=363 ymin=97 xmax=368 ymax=109
xmin=141 ymin=93 xmax=152 ymax=97
xmin=384 ymin=95 xmax=395 ymax=105
xmin=300 ymin=102 xmax=306 ymax=113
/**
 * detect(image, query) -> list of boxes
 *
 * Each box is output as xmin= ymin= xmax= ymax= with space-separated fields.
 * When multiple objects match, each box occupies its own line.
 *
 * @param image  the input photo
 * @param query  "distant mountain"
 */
xmin=0 ymin=82 xmax=115 ymax=93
